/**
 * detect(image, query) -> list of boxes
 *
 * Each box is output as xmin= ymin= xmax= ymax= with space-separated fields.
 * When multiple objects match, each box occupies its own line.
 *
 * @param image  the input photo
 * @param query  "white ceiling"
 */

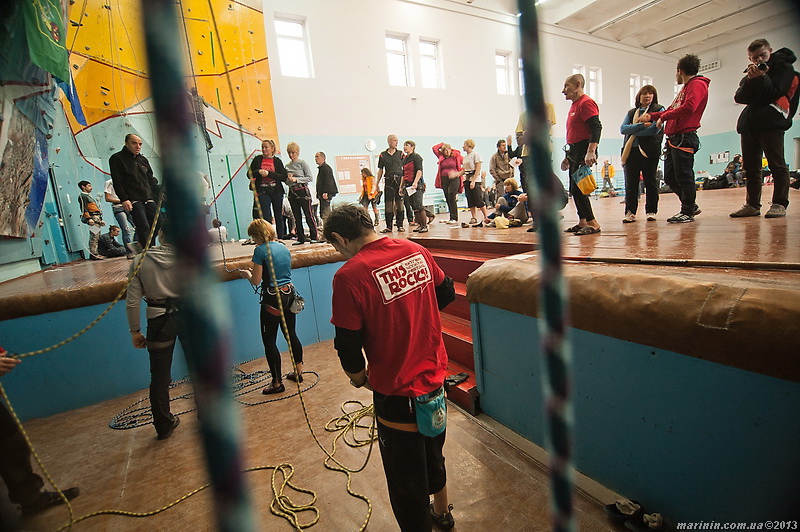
xmin=469 ymin=0 xmax=799 ymax=57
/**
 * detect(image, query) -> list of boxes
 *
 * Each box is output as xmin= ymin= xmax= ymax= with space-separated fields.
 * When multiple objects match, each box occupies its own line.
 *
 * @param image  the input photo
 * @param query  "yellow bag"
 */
xmin=494 ymin=216 xmax=510 ymax=229
xmin=572 ymin=165 xmax=597 ymax=195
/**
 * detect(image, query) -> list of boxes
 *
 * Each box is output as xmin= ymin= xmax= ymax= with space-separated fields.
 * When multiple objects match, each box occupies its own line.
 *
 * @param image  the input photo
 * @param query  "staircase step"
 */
xmin=446 ymin=282 xmax=470 ymax=321
xmin=444 ymin=360 xmax=480 ymax=415
xmin=431 ymin=255 xmax=485 ymax=284
xmin=441 ymin=314 xmax=473 ymax=370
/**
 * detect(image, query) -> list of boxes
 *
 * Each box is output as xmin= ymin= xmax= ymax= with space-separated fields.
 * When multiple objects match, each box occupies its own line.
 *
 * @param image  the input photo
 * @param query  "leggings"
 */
xmin=260 ymin=291 xmax=303 ymax=380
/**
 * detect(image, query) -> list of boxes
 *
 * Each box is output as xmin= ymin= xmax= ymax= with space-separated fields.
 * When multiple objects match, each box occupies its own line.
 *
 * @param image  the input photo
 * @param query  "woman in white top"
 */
xmin=458 ymin=139 xmax=488 ymax=226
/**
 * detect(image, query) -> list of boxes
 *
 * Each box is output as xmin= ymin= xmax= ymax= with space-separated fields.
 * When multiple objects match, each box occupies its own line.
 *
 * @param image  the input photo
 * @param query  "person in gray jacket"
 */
xmin=126 ymin=227 xmax=183 ymax=440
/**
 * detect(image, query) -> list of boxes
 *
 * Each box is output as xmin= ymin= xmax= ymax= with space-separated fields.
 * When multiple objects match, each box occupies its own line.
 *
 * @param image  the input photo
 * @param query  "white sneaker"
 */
xmin=646 ymin=213 xmax=657 ymax=221
xmin=622 ymin=212 xmax=636 ymax=223
xmin=765 ymin=204 xmax=786 ymax=218
xmin=446 ymin=220 xmax=459 ymax=225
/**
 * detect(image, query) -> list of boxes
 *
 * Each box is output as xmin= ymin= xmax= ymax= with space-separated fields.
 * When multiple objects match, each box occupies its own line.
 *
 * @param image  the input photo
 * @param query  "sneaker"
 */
xmin=380 ymin=228 xmax=393 ymax=233
xmin=694 ymin=205 xmax=702 ymax=216
xmin=729 ymin=204 xmax=760 ymax=218
xmin=157 ymin=417 xmax=181 ymax=440
xmin=292 ymin=240 xmax=306 ymax=246
xmin=89 ymin=253 xmax=104 ymax=260
xmin=667 ymin=213 xmax=694 ymax=223
xmin=623 ymin=212 xmax=636 ymax=223
xmin=21 ymin=487 xmax=81 ymax=516
xmin=646 ymin=213 xmax=657 ymax=221
xmin=397 ymin=227 xmax=405 ymax=232
xmin=417 ymin=227 xmax=429 ymax=233
xmin=764 ymin=204 xmax=786 ymax=218
xmin=430 ymin=503 xmax=455 ymax=531
xmin=446 ymin=220 xmax=459 ymax=225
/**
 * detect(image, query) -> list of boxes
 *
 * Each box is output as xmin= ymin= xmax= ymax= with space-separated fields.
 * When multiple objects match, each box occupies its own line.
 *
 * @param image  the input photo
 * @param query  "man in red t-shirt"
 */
xmin=561 ymin=74 xmax=603 ymax=235
xmin=324 ymin=204 xmax=457 ymax=531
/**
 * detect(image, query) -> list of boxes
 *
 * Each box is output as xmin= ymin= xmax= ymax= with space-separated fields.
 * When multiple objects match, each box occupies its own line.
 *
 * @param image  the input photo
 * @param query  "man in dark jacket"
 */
xmin=109 ymin=134 xmax=160 ymax=248
xmin=730 ymin=39 xmax=799 ymax=219
xmin=315 ymin=151 xmax=338 ymax=221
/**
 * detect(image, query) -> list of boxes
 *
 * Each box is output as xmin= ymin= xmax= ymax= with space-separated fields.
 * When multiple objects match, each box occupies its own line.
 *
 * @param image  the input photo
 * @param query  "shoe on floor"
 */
xmin=21 ymin=487 xmax=81 ymax=516
xmin=292 ymin=240 xmax=306 ymax=246
xmin=646 ymin=213 xmax=657 ymax=221
xmin=693 ymin=205 xmax=702 ymax=216
xmin=417 ymin=227 xmax=428 ymax=233
xmin=262 ymin=383 xmax=285 ymax=395
xmin=430 ymin=503 xmax=455 ymax=531
xmin=575 ymin=226 xmax=601 ymax=235
xmin=623 ymin=212 xmax=636 ymax=223
xmin=397 ymin=227 xmax=405 ymax=232
xmin=468 ymin=218 xmax=478 ymax=225
xmin=667 ymin=213 xmax=694 ymax=223
xmin=564 ymin=224 xmax=582 ymax=233
xmin=446 ymin=219 xmax=459 ymax=225
xmin=89 ymin=253 xmax=104 ymax=260
xmin=730 ymin=204 xmax=760 ymax=218
xmin=157 ymin=417 xmax=180 ymax=440
xmin=380 ymin=228 xmax=393 ymax=233
xmin=765 ymin=204 xmax=786 ymax=218
xmin=285 ymin=372 xmax=304 ymax=383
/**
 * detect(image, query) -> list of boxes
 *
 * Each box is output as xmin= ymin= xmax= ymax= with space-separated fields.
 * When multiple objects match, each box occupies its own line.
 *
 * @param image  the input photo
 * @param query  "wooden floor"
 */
xmin=1 ymin=186 xmax=798 ymax=312
xmin=1 ymin=340 xmax=622 ymax=531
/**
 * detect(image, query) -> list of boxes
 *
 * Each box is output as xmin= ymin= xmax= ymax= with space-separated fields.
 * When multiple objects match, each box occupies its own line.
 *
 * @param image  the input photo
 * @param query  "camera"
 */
xmin=757 ymin=62 xmax=768 ymax=71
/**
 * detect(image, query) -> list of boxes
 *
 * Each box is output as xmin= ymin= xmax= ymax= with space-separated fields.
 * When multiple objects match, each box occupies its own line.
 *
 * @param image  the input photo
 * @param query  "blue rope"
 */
xmin=517 ymin=2 xmax=576 ymax=531
xmin=139 ymin=0 xmax=254 ymax=530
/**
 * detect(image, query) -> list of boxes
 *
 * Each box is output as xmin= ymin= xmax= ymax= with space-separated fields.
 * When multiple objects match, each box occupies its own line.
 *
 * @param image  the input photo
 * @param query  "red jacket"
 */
xmin=649 ymin=75 xmax=710 ymax=136
xmin=432 ymin=142 xmax=464 ymax=192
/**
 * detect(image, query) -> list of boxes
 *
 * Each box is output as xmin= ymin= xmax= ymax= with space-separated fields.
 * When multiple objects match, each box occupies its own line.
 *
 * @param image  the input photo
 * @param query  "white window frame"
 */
xmin=630 ymin=74 xmax=641 ymax=105
xmin=273 ymin=15 xmax=313 ymax=78
xmin=587 ymin=66 xmax=602 ymax=103
xmin=495 ymin=52 xmax=512 ymax=95
xmin=418 ymin=39 xmax=442 ymax=89
xmin=386 ymin=33 xmax=412 ymax=87
xmin=572 ymin=64 xmax=586 ymax=77
xmin=642 ymin=76 xmax=653 ymax=87
xmin=518 ymin=58 xmax=525 ymax=95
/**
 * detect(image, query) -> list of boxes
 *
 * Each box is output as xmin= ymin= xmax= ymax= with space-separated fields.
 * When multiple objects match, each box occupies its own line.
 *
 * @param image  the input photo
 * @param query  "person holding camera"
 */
xmin=730 ymin=38 xmax=799 ymax=219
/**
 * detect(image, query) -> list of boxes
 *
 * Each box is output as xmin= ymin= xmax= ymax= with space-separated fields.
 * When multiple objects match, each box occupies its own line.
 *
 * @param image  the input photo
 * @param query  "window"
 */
xmin=274 ymin=17 xmax=313 ymax=78
xmin=419 ymin=40 xmax=441 ymax=89
xmin=495 ymin=52 xmax=512 ymax=95
xmin=629 ymin=74 xmax=641 ymax=105
xmin=587 ymin=67 xmax=602 ymax=103
xmin=572 ymin=64 xmax=586 ymax=77
xmin=386 ymin=35 xmax=411 ymax=87
xmin=642 ymin=76 xmax=653 ymax=87
xmin=518 ymin=58 xmax=525 ymax=95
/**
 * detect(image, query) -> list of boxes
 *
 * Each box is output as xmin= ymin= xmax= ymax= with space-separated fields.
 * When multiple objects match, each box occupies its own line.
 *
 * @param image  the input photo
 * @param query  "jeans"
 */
xmin=623 ymin=148 xmax=661 ymax=215
xmin=145 ymin=311 xmax=180 ymax=436
xmin=254 ymin=191 xmax=285 ymax=239
xmin=741 ymin=129 xmax=790 ymax=209
xmin=131 ymin=200 xmax=159 ymax=247
xmin=289 ymin=190 xmax=319 ymax=242
xmin=112 ymin=206 xmax=136 ymax=245
xmin=663 ymin=132 xmax=699 ymax=216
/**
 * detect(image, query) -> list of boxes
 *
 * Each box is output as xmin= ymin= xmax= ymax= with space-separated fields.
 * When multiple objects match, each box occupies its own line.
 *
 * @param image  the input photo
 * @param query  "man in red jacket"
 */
xmin=638 ymin=54 xmax=710 ymax=223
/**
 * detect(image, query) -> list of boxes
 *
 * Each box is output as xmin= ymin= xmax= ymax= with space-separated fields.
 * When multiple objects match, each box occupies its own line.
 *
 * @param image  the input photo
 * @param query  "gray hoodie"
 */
xmin=126 ymin=244 xmax=182 ymax=332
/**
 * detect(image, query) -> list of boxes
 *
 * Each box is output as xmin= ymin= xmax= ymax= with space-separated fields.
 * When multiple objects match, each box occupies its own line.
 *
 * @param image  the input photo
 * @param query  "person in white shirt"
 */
xmin=208 ymin=219 xmax=228 ymax=244
xmin=458 ymin=139 xmax=488 ymax=227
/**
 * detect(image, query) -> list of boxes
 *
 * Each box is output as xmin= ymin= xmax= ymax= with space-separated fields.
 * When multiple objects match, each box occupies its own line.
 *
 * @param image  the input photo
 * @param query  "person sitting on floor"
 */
xmin=98 ymin=225 xmax=132 ymax=258
xmin=486 ymin=178 xmax=529 ymax=227
xmin=208 ymin=219 xmax=228 ymax=244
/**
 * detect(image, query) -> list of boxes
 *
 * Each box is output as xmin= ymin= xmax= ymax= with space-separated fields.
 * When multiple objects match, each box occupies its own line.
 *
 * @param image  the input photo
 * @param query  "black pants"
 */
xmin=260 ymin=291 xmax=303 ymax=381
xmin=289 ymin=193 xmax=319 ymax=242
xmin=146 ymin=312 xmax=180 ymax=437
xmin=623 ymin=148 xmax=660 ymax=215
xmin=131 ymin=200 xmax=158 ymax=247
xmin=319 ymin=198 xmax=332 ymax=222
xmin=384 ymin=176 xmax=405 ymax=228
xmin=0 ymin=403 xmax=44 ymax=505
xmin=663 ymin=132 xmax=699 ymax=216
xmin=566 ymin=144 xmax=596 ymax=223
xmin=741 ymin=129 xmax=790 ymax=209
xmin=254 ymin=191 xmax=285 ymax=239
xmin=373 ymin=391 xmax=447 ymax=532
xmin=440 ymin=175 xmax=460 ymax=221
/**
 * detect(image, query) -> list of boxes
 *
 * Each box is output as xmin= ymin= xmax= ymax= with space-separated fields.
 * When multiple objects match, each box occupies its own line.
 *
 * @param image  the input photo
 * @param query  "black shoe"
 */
xmin=157 ymin=417 xmax=180 ymax=440
xmin=380 ymin=228 xmax=393 ymax=233
xmin=430 ymin=503 xmax=455 ymax=531
xmin=286 ymin=372 xmax=304 ymax=383
xmin=292 ymin=240 xmax=306 ymax=246
xmin=21 ymin=487 xmax=81 ymax=516
xmin=262 ymin=383 xmax=285 ymax=394
xmin=417 ymin=227 xmax=428 ymax=233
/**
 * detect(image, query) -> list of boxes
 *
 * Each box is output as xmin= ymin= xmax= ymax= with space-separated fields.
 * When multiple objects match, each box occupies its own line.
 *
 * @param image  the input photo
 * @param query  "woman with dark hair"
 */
xmin=432 ymin=142 xmax=464 ymax=224
xmin=249 ymin=139 xmax=288 ymax=239
xmin=619 ymin=85 xmax=665 ymax=222
xmin=239 ymin=219 xmax=304 ymax=394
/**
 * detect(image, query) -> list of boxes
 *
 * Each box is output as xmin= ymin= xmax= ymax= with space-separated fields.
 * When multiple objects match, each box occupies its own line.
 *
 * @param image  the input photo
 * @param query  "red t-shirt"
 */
xmin=566 ymin=94 xmax=599 ymax=144
xmin=331 ymin=237 xmax=448 ymax=396
xmin=260 ymin=157 xmax=276 ymax=186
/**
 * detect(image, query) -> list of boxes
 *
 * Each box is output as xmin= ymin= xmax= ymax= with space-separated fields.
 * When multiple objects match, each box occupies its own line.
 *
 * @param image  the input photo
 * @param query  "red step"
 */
xmin=444 ymin=360 xmax=480 ymax=415
xmin=431 ymin=254 xmax=485 ymax=284
xmin=446 ymin=282 xmax=470 ymax=321
xmin=440 ymin=314 xmax=473 ymax=370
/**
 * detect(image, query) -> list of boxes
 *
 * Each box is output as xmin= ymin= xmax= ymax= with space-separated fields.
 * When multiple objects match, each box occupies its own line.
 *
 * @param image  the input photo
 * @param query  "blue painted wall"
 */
xmin=472 ymin=303 xmax=800 ymax=522
xmin=0 ymin=261 xmax=342 ymax=422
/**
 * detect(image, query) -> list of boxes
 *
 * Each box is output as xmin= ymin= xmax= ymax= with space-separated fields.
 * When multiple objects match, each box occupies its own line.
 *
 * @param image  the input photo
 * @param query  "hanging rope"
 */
xmin=517 ymin=2 xmax=577 ymax=532
xmin=138 ymin=0 xmax=253 ymax=530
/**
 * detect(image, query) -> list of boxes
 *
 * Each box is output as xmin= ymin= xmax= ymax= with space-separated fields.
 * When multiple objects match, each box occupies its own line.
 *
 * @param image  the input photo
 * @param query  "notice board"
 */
xmin=334 ymin=155 xmax=372 ymax=195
